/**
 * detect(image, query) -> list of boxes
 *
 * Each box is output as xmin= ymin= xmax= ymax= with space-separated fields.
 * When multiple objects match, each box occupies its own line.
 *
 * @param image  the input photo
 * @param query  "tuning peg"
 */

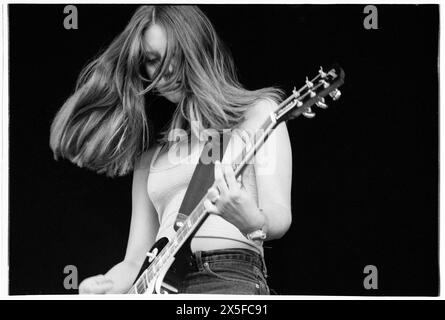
xmin=319 ymin=67 xmax=327 ymax=78
xmin=308 ymin=90 xmax=316 ymax=98
xmin=305 ymin=77 xmax=314 ymax=89
xmin=320 ymin=80 xmax=330 ymax=89
xmin=329 ymin=89 xmax=341 ymax=101
xmin=303 ymin=107 xmax=316 ymax=118
xmin=315 ymin=97 xmax=328 ymax=109
xmin=292 ymin=86 xmax=300 ymax=98
xmin=328 ymin=69 xmax=338 ymax=78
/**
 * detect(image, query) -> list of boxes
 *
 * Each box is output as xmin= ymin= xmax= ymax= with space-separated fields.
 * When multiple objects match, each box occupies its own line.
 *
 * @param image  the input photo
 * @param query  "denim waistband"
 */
xmin=190 ymin=248 xmax=268 ymax=278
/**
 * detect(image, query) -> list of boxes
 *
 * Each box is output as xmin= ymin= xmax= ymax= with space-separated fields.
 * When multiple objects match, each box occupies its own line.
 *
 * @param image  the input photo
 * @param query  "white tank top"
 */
xmin=147 ymin=134 xmax=263 ymax=255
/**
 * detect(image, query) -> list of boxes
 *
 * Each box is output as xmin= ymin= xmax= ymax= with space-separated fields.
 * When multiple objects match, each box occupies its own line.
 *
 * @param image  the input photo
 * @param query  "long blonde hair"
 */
xmin=50 ymin=5 xmax=284 ymax=177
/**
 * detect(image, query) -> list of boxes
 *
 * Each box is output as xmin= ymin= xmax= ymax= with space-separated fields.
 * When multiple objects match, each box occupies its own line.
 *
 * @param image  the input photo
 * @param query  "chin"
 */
xmin=164 ymin=92 xmax=182 ymax=104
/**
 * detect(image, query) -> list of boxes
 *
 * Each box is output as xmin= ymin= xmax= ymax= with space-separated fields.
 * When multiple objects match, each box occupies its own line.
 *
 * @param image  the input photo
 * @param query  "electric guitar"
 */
xmin=128 ymin=65 xmax=345 ymax=294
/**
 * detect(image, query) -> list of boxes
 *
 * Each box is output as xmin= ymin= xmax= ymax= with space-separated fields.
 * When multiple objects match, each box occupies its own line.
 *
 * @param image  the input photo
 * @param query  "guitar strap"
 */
xmin=175 ymin=130 xmax=232 ymax=232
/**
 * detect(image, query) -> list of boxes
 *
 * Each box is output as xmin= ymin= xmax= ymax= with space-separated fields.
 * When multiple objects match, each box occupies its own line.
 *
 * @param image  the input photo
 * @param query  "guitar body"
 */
xmin=132 ymin=237 xmax=192 ymax=294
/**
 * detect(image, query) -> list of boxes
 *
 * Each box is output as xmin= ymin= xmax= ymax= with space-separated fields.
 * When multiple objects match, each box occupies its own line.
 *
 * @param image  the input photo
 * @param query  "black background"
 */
xmin=9 ymin=4 xmax=439 ymax=295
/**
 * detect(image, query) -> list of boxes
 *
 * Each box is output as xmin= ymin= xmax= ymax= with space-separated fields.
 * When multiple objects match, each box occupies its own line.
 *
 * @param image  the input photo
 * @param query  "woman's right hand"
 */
xmin=78 ymin=274 xmax=114 ymax=294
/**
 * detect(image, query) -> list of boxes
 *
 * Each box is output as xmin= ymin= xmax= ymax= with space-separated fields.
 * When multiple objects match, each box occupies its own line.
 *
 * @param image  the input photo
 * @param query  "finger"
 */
xmin=222 ymin=163 xmax=239 ymax=190
xmin=203 ymin=199 xmax=220 ymax=214
xmin=237 ymin=173 xmax=246 ymax=189
xmin=79 ymin=285 xmax=90 ymax=294
xmin=99 ymin=281 xmax=114 ymax=294
xmin=97 ymin=279 xmax=113 ymax=286
xmin=81 ymin=283 xmax=97 ymax=294
xmin=95 ymin=275 xmax=110 ymax=284
xmin=90 ymin=280 xmax=113 ymax=294
xmin=214 ymin=160 xmax=229 ymax=194
xmin=207 ymin=187 xmax=220 ymax=203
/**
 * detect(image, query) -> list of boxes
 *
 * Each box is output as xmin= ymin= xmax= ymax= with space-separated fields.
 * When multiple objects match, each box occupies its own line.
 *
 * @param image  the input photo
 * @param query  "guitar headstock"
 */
xmin=275 ymin=65 xmax=345 ymax=123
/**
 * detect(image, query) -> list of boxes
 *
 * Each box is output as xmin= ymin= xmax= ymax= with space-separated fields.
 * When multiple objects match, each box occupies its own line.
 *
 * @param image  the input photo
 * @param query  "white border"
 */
xmin=0 ymin=0 xmax=441 ymax=3
xmin=439 ymin=0 xmax=442 ymax=300
xmin=1 ymin=1 xmax=9 ymax=297
xmin=0 ymin=0 xmax=442 ymax=300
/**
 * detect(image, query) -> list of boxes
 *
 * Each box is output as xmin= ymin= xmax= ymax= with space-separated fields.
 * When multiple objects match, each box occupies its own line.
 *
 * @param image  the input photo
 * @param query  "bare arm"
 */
xmin=251 ymin=99 xmax=293 ymax=240
xmin=79 ymin=146 xmax=160 ymax=294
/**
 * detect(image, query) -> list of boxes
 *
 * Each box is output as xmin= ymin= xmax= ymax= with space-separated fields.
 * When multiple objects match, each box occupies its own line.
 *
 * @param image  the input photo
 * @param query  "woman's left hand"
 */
xmin=203 ymin=160 xmax=266 ymax=236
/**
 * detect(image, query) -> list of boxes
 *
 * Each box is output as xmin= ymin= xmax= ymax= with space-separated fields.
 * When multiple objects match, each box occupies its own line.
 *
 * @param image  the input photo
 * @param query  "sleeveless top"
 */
xmin=146 ymin=133 xmax=264 ymax=255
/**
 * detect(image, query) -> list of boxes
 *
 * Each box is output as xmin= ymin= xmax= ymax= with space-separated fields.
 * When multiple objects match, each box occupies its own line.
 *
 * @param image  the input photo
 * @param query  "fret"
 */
xmin=158 ymin=257 xmax=166 ymax=269
xmin=177 ymin=228 xmax=188 ymax=242
xmin=155 ymin=258 xmax=165 ymax=271
xmin=166 ymin=243 xmax=177 ymax=256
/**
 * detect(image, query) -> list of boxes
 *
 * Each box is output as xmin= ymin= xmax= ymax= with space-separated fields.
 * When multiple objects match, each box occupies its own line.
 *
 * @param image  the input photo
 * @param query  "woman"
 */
xmin=50 ymin=5 xmax=292 ymax=294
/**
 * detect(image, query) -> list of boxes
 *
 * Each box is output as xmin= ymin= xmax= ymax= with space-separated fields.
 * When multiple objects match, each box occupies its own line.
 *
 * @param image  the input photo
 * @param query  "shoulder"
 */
xmin=239 ymin=98 xmax=280 ymax=131
xmin=246 ymin=97 xmax=279 ymax=119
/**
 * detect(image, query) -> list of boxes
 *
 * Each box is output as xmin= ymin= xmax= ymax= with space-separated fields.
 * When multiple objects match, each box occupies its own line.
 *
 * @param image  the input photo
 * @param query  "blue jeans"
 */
xmin=179 ymin=248 xmax=270 ymax=295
